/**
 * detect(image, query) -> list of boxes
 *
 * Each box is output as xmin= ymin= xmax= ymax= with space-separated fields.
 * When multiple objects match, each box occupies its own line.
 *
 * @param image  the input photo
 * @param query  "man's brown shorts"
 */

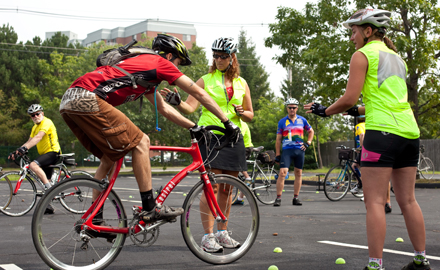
xmin=60 ymin=88 xmax=143 ymax=162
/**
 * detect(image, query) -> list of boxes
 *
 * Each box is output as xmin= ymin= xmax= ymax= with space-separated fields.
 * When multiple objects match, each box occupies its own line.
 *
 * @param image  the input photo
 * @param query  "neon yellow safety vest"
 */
xmin=198 ymin=69 xmax=249 ymax=140
xmin=358 ymin=41 xmax=419 ymax=139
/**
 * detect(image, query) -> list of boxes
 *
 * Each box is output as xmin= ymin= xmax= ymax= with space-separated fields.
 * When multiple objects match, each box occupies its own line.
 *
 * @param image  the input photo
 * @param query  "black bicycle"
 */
xmin=323 ymin=145 xmax=364 ymax=201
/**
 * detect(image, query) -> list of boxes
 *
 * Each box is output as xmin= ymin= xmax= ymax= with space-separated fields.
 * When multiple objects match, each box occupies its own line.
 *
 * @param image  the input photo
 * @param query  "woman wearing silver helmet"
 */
xmin=161 ymin=37 xmax=253 ymax=253
xmin=304 ymin=9 xmax=430 ymax=270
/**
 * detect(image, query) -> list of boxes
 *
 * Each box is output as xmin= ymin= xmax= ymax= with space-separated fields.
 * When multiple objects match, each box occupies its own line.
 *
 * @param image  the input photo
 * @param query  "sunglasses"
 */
xmin=213 ymin=54 xmax=230 ymax=60
xmin=30 ymin=112 xmax=41 ymax=117
xmin=288 ymin=107 xmax=298 ymax=110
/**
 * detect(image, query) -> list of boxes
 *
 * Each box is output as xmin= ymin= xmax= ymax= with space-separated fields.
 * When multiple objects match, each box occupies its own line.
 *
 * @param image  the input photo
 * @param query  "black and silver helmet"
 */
xmin=212 ymin=37 xmax=238 ymax=54
xmin=27 ymin=104 xmax=43 ymax=114
xmin=152 ymin=34 xmax=192 ymax=66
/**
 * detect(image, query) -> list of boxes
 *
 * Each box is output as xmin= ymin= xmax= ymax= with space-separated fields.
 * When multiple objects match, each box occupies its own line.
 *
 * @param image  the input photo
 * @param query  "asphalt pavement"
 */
xmin=0 ymin=174 xmax=439 ymax=270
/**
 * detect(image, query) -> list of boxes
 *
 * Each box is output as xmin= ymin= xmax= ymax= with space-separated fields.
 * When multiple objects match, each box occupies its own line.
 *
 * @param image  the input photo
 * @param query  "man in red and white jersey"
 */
xmin=59 ymin=34 xmax=239 ymax=233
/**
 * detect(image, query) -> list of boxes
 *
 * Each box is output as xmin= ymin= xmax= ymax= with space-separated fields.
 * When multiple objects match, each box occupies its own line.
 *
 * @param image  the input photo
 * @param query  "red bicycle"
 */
xmin=31 ymin=126 xmax=260 ymax=269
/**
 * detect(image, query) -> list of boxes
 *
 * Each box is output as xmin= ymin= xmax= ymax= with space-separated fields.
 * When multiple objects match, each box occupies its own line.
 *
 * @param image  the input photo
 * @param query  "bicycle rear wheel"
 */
xmin=181 ymin=174 xmax=259 ymax=264
xmin=0 ymin=174 xmax=12 ymax=211
xmin=32 ymin=177 xmax=127 ymax=270
xmin=324 ymin=164 xmax=350 ymax=201
xmin=59 ymin=170 xmax=93 ymax=214
xmin=0 ymin=171 xmax=37 ymax=217
xmin=253 ymin=165 xmax=278 ymax=205
xmin=419 ymin=157 xmax=435 ymax=180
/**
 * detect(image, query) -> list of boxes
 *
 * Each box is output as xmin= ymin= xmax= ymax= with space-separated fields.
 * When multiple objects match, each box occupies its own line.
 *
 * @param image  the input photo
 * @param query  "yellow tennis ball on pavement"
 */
xmin=316 ymin=191 xmax=319 ymax=193
xmin=282 ymin=189 xmax=285 ymax=192
xmin=268 ymin=265 xmax=279 ymax=270
xmin=273 ymin=247 xmax=282 ymax=253
xmin=396 ymin=237 xmax=404 ymax=242
xmin=129 ymin=195 xmax=133 ymax=198
xmin=335 ymin=258 xmax=346 ymax=264
xmin=183 ymin=193 xmax=187 ymax=196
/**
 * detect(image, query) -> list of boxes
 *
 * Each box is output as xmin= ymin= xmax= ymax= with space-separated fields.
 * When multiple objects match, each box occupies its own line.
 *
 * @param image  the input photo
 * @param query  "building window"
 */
xmin=183 ymin=34 xmax=191 ymax=41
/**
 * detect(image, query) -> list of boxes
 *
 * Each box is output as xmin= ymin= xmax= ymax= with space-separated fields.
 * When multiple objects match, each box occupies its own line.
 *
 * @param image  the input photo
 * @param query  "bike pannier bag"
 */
xmin=338 ymin=149 xmax=353 ymax=160
xmin=257 ymin=150 xmax=276 ymax=165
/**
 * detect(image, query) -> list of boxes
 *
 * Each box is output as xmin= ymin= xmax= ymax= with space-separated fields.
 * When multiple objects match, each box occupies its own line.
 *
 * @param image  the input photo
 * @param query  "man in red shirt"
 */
xmin=60 ymin=34 xmax=239 ymax=231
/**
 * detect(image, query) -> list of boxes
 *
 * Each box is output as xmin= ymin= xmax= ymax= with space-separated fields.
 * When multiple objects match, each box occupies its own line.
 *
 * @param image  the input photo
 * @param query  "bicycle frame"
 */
xmin=81 ymin=137 xmax=228 ymax=235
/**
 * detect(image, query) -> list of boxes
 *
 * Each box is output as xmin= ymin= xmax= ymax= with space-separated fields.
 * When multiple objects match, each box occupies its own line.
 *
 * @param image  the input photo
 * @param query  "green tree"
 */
xmin=236 ymin=30 xmax=273 ymax=111
xmin=265 ymin=0 xmax=440 ymax=138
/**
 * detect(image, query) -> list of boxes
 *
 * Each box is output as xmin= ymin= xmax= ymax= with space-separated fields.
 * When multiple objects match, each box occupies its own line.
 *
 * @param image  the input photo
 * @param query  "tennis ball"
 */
xmin=273 ymin=247 xmax=282 ymax=253
xmin=268 ymin=265 xmax=279 ymax=270
xmin=316 ymin=191 xmax=320 ymax=193
xmin=183 ymin=193 xmax=187 ymax=196
xmin=282 ymin=189 xmax=285 ymax=192
xmin=129 ymin=195 xmax=133 ymax=198
xmin=396 ymin=237 xmax=404 ymax=242
xmin=335 ymin=258 xmax=346 ymax=264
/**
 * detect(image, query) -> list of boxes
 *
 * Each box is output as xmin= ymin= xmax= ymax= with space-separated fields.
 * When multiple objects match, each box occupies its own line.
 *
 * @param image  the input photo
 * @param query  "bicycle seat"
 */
xmin=252 ymin=146 xmax=264 ymax=152
xmin=60 ymin=153 xmax=75 ymax=157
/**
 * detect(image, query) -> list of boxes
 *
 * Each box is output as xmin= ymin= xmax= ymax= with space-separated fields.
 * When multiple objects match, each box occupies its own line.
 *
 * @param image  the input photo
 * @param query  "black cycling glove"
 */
xmin=345 ymin=105 xmax=360 ymax=116
xmin=165 ymin=91 xmax=181 ymax=106
xmin=16 ymin=146 xmax=28 ymax=155
xmin=222 ymin=119 xmax=240 ymax=144
xmin=310 ymin=103 xmax=329 ymax=117
xmin=275 ymin=155 xmax=281 ymax=163
xmin=303 ymin=143 xmax=309 ymax=148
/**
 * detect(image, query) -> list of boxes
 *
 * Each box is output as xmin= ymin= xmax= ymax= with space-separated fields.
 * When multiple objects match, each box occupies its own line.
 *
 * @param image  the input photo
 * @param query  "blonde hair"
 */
xmin=209 ymin=53 xmax=241 ymax=80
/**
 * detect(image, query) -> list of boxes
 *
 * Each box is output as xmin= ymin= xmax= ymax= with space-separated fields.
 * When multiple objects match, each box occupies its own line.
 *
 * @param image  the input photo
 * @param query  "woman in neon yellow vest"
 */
xmin=161 ymin=37 xmax=253 ymax=253
xmin=304 ymin=9 xmax=430 ymax=270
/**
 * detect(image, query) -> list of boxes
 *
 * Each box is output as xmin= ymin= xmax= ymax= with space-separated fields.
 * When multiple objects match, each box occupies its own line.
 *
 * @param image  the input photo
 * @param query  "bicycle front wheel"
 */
xmin=0 ymin=173 xmax=13 ymax=211
xmin=32 ymin=177 xmax=127 ymax=270
xmin=0 ymin=171 xmax=37 ymax=217
xmin=253 ymin=166 xmax=278 ymax=205
xmin=419 ymin=157 xmax=435 ymax=180
xmin=324 ymin=164 xmax=350 ymax=201
xmin=59 ymin=170 xmax=93 ymax=214
xmin=181 ymin=174 xmax=259 ymax=265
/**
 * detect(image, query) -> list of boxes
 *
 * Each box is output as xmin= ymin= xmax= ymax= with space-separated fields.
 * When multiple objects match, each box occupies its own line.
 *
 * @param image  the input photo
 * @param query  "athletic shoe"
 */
xmin=140 ymin=204 xmax=184 ymax=223
xmin=86 ymin=220 xmax=117 ymax=243
xmin=216 ymin=230 xmax=241 ymax=248
xmin=401 ymin=258 xmax=431 ymax=270
xmin=232 ymin=199 xmax=244 ymax=205
xmin=44 ymin=204 xmax=55 ymax=214
xmin=350 ymin=185 xmax=362 ymax=194
xmin=292 ymin=198 xmax=302 ymax=206
xmin=363 ymin=267 xmax=385 ymax=270
xmin=201 ymin=233 xmax=223 ymax=253
xmin=385 ymin=203 xmax=392 ymax=214
xmin=273 ymin=198 xmax=281 ymax=207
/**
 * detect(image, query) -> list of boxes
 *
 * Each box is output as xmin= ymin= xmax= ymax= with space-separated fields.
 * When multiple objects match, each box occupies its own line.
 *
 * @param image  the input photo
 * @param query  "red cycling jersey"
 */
xmin=70 ymin=54 xmax=183 ymax=107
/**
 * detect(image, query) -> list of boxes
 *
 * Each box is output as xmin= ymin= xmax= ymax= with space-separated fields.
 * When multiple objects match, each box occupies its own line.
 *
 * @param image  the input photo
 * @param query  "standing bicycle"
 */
xmin=0 ymin=152 xmax=92 ymax=216
xmin=31 ymin=126 xmax=260 ymax=269
xmin=418 ymin=145 xmax=435 ymax=179
xmin=234 ymin=146 xmax=279 ymax=205
xmin=323 ymin=145 xmax=364 ymax=201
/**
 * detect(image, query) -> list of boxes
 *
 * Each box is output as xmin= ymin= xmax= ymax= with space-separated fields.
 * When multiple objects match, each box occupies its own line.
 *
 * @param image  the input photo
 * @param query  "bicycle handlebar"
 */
xmin=189 ymin=125 xmax=231 ymax=151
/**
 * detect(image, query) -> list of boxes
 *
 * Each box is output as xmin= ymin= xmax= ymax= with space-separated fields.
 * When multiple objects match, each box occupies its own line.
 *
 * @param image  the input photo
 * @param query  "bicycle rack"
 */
xmin=316 ymin=174 xmax=325 ymax=191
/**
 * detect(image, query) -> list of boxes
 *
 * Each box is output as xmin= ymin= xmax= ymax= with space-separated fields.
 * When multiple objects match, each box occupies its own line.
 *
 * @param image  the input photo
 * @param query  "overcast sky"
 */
xmin=1 ymin=0 xmax=318 ymax=97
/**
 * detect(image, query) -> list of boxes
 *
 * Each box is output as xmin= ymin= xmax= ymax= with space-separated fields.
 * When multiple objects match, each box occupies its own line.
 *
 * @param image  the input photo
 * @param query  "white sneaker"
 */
xmin=350 ymin=185 xmax=362 ymax=194
xmin=216 ymin=230 xmax=241 ymax=248
xmin=201 ymin=233 xmax=223 ymax=253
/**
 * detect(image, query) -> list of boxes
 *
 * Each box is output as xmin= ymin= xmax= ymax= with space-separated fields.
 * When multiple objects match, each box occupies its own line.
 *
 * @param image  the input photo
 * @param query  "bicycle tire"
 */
xmin=419 ymin=157 xmax=435 ymax=180
xmin=0 ymin=171 xmax=37 ymax=217
xmin=253 ymin=166 xmax=278 ymax=205
xmin=32 ymin=177 xmax=127 ymax=270
xmin=58 ymin=170 xmax=94 ymax=214
xmin=324 ymin=164 xmax=350 ymax=201
xmin=181 ymin=174 xmax=259 ymax=265
xmin=0 ymin=173 xmax=13 ymax=211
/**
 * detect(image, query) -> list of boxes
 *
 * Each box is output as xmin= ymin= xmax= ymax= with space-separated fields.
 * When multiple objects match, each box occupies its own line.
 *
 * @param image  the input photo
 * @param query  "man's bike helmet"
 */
xmin=27 ymin=104 xmax=43 ymax=114
xmin=152 ymin=34 xmax=192 ymax=66
xmin=284 ymin=98 xmax=299 ymax=105
xmin=212 ymin=37 xmax=238 ymax=55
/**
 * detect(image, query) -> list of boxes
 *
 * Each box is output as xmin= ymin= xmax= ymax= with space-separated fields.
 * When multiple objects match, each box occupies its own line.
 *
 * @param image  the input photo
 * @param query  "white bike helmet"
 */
xmin=27 ymin=104 xmax=43 ymax=114
xmin=284 ymin=98 xmax=299 ymax=105
xmin=212 ymin=37 xmax=238 ymax=54
xmin=343 ymin=9 xmax=391 ymax=29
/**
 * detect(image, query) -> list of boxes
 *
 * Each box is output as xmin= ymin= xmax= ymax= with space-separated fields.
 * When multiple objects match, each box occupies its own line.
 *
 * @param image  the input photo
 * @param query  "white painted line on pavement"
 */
xmin=0 ymin=264 xmax=23 ymax=270
xmin=318 ymin=241 xmax=440 ymax=261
